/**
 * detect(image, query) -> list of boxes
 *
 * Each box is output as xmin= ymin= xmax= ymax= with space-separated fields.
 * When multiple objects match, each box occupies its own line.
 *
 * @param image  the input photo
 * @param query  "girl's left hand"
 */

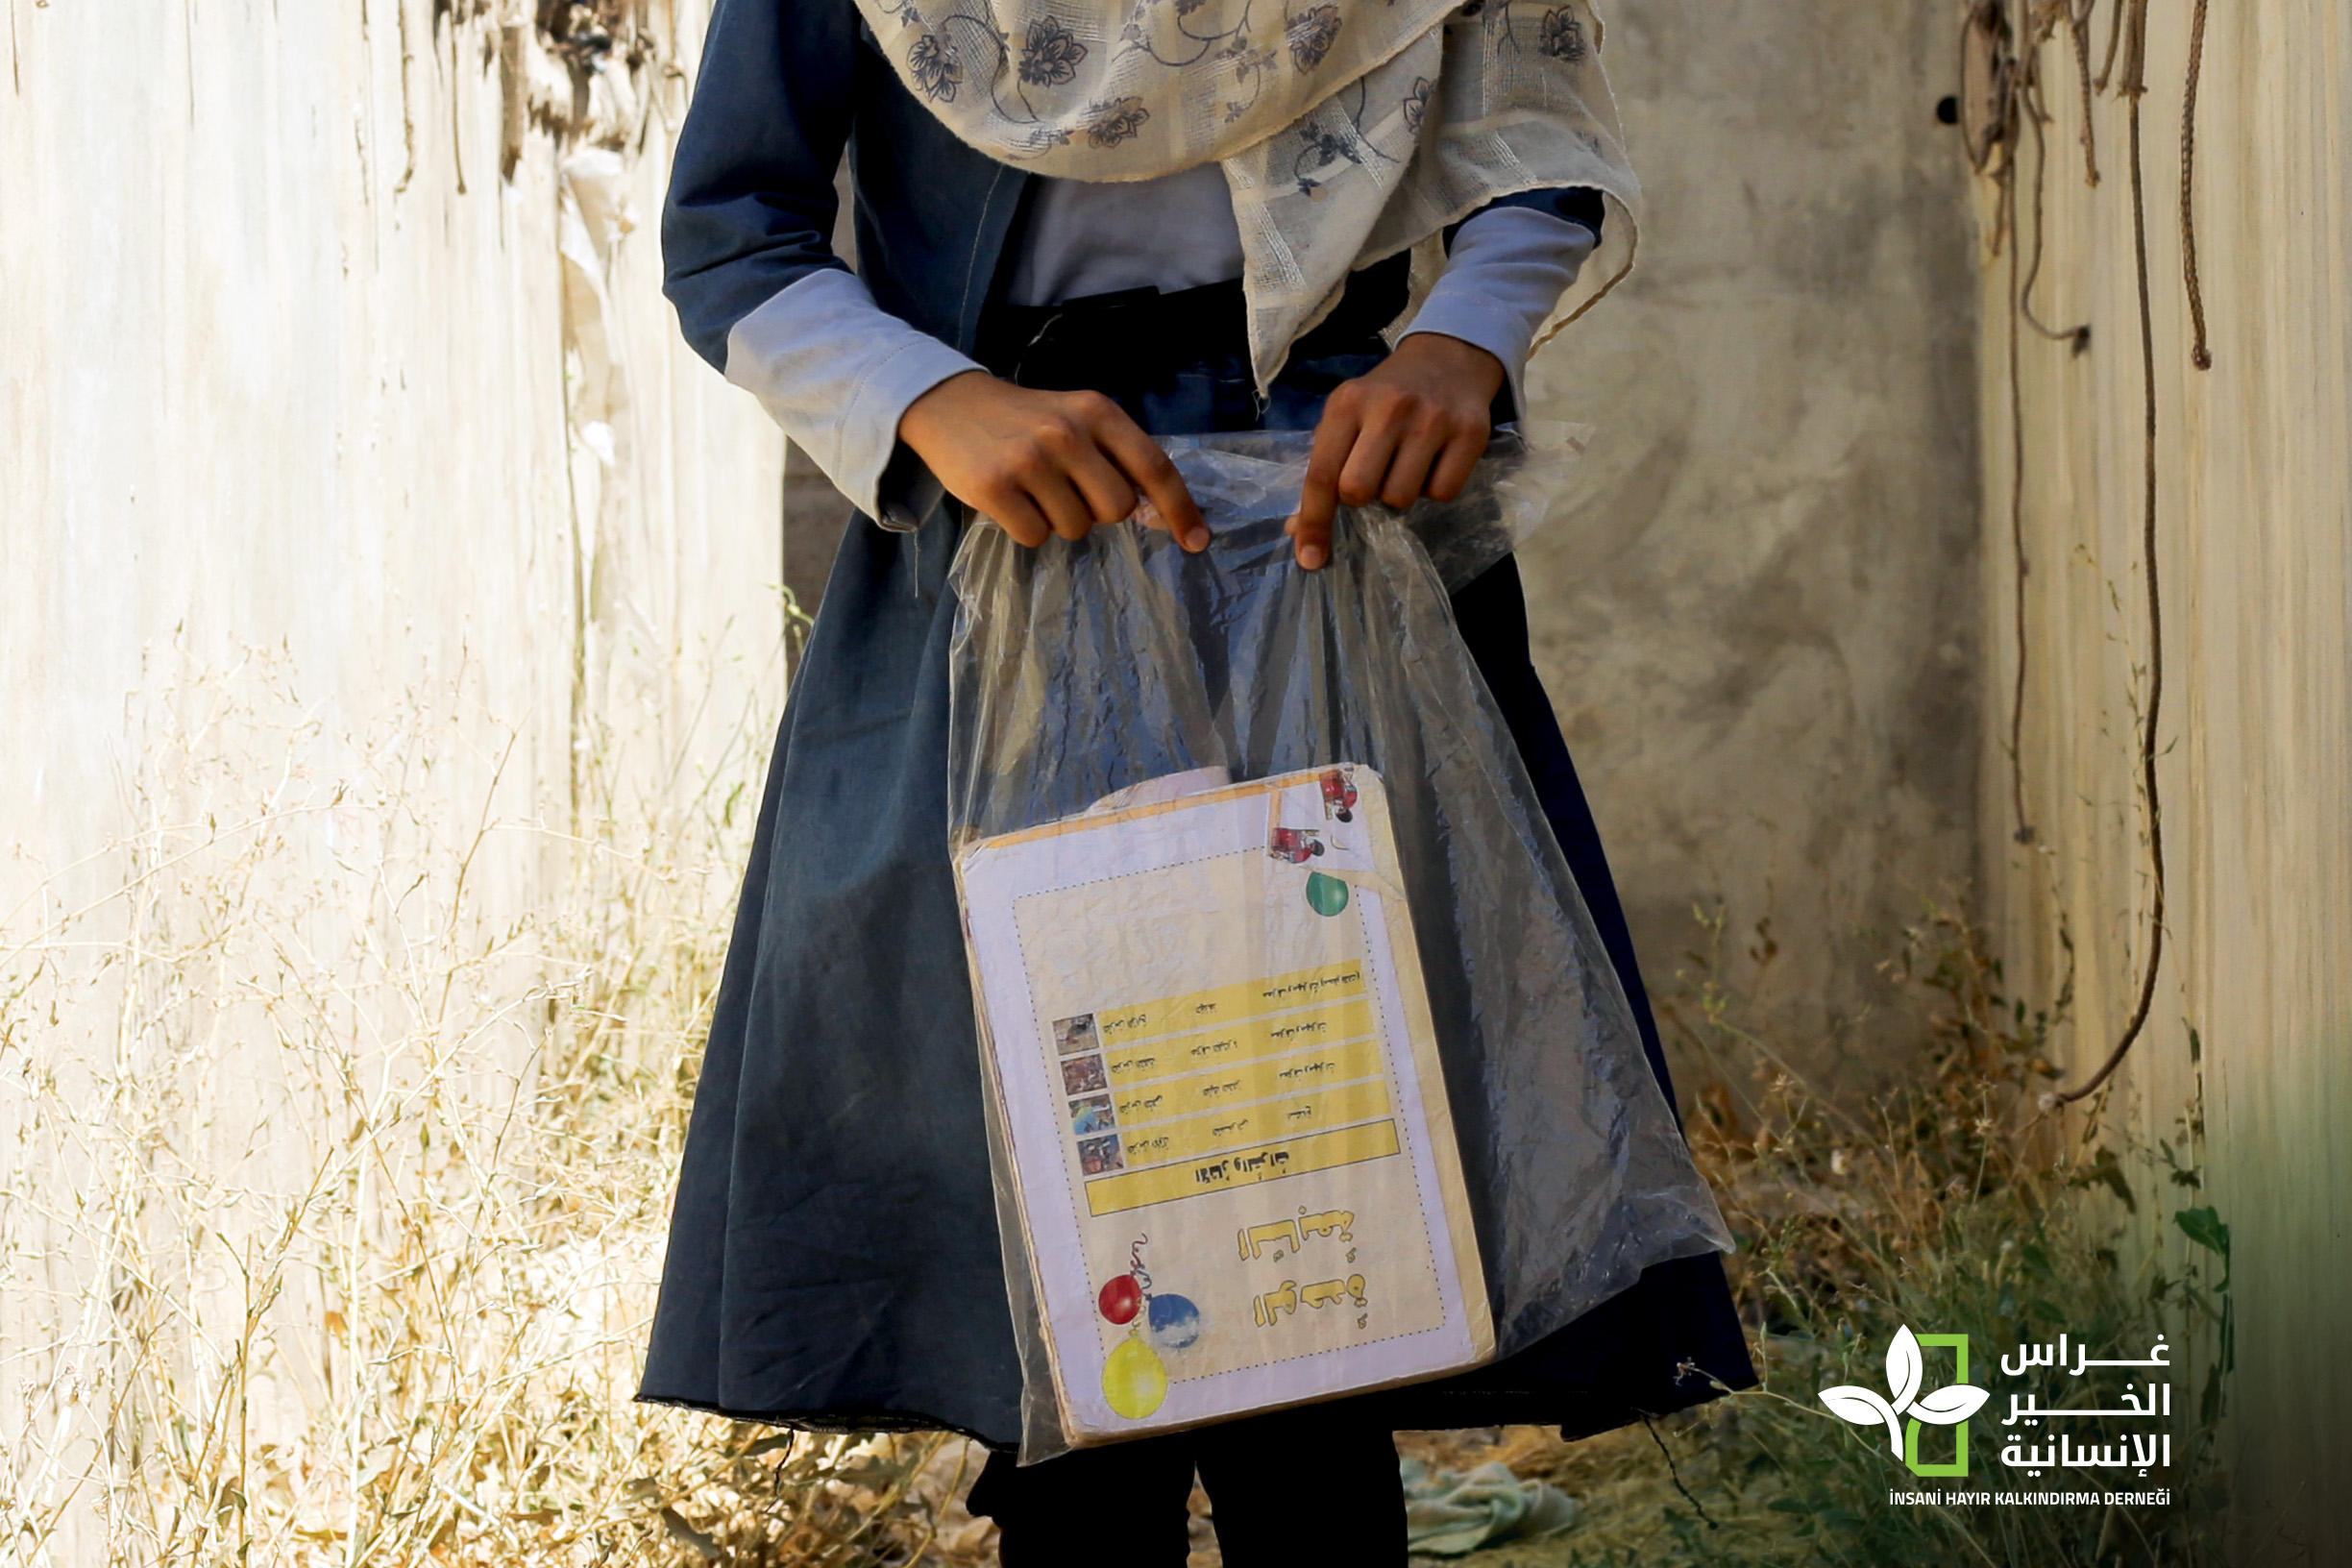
xmin=1285 ymin=332 xmax=1505 ymax=570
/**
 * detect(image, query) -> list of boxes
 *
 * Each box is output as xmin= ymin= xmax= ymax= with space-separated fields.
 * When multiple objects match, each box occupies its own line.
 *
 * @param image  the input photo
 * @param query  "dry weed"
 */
xmin=1384 ymin=906 xmax=2230 ymax=1566
xmin=0 ymin=645 xmax=972 ymax=1566
xmin=4 ymin=644 xmax=2226 ymax=1567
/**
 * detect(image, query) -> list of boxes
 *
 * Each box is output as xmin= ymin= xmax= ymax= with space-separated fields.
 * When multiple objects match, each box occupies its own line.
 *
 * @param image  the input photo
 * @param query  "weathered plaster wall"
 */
xmin=1974 ymin=3 xmax=2352 ymax=1554
xmin=0 ymin=0 xmax=784 ymax=930
xmin=1518 ymin=3 xmax=1981 ymax=1077
xmin=0 ymin=6 xmax=784 ymax=1546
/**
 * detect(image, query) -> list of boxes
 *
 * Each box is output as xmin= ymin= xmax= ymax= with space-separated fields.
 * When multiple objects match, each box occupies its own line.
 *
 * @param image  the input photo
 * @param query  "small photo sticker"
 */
xmin=1052 ymin=1013 xmax=1101 ymax=1057
xmin=1078 ymin=1135 xmax=1125 ymax=1176
xmin=1062 ymin=1054 xmax=1108 ymax=1096
xmin=1068 ymin=1093 xmax=1115 ymax=1137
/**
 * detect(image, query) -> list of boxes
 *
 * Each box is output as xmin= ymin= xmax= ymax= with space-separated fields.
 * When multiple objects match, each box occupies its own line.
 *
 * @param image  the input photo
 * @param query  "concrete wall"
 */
xmin=0 ymin=6 xmax=784 ymax=1549
xmin=1975 ymin=3 xmax=2352 ymax=1555
xmin=1517 ymin=1 xmax=1982 ymax=1080
xmin=0 ymin=0 xmax=784 ymax=938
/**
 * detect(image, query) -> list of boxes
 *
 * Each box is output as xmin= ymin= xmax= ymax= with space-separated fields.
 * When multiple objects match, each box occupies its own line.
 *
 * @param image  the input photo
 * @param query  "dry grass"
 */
xmin=0 ymin=646 xmax=985 ymax=1566
xmin=1398 ymin=907 xmax=2234 ymax=1567
xmin=3 ymin=645 xmax=2228 ymax=1567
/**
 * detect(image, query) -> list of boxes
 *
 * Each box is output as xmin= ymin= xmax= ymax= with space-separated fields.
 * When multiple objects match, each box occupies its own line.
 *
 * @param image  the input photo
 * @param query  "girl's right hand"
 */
xmin=897 ymin=371 xmax=1209 ymax=551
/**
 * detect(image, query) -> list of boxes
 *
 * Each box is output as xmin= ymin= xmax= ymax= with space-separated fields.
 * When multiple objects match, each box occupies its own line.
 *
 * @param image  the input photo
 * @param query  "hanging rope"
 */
xmin=1983 ymin=0 xmax=2088 ymax=848
xmin=2095 ymin=0 xmax=2126 ymax=89
xmin=2003 ymin=185 xmax=2037 ymax=845
xmin=2019 ymin=84 xmax=2095 ymax=349
xmin=2068 ymin=0 xmax=2101 ymax=185
xmin=2052 ymin=0 xmax=2167 ymax=1105
xmin=2179 ymin=0 xmax=2214 ymax=370
xmin=1971 ymin=0 xmax=2209 ymax=1105
xmin=1969 ymin=0 xmax=2036 ymax=844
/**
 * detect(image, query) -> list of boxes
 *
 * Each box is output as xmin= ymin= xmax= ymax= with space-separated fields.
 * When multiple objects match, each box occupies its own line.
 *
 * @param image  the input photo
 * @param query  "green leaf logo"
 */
xmin=1819 ymin=1326 xmax=1990 ymax=1461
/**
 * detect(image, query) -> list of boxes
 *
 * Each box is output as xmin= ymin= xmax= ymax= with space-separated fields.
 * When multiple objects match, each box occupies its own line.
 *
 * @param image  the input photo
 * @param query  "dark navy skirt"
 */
xmin=637 ymin=291 xmax=1755 ymax=1449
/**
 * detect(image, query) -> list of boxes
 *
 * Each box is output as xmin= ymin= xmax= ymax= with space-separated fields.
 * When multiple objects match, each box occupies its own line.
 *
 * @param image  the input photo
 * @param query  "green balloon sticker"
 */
xmin=1304 ymin=871 xmax=1350 ymax=917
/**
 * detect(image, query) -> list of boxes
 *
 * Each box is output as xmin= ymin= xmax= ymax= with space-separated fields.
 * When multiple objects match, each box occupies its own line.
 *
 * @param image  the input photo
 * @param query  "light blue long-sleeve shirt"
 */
xmin=723 ymin=168 xmax=1597 ymax=517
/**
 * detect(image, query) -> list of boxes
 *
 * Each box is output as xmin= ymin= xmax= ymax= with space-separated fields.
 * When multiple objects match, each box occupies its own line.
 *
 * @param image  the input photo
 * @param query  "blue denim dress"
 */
xmin=641 ymin=0 xmax=1751 ymax=1449
xmin=637 ymin=296 xmax=1755 ymax=1443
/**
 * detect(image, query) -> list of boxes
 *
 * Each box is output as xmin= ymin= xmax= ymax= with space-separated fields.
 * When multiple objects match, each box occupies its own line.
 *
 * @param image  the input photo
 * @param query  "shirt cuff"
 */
xmin=1397 ymin=204 xmax=1597 ymax=420
xmin=723 ymin=267 xmax=981 ymax=522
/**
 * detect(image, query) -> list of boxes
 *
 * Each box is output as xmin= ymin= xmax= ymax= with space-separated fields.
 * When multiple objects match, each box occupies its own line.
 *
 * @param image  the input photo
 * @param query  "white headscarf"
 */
xmin=854 ymin=0 xmax=1642 ymax=385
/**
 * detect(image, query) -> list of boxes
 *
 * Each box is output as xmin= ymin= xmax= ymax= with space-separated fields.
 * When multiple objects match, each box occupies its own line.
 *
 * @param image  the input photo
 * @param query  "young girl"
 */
xmin=639 ymin=0 xmax=1752 ymax=1557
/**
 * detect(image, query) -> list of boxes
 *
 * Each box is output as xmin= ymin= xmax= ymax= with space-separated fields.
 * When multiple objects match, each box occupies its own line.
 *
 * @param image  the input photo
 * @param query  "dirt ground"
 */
xmin=1169 ymin=1425 xmax=1648 ymax=1568
xmin=918 ymin=1424 xmax=1629 ymax=1566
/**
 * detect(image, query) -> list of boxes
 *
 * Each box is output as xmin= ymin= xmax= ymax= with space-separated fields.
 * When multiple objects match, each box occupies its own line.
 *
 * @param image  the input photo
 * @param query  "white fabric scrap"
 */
xmin=1399 ymin=1457 xmax=1579 ymax=1556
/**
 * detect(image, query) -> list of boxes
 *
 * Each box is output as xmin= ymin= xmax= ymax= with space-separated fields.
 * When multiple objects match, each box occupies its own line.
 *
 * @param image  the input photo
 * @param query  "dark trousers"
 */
xmin=965 ymin=1408 xmax=1405 ymax=1566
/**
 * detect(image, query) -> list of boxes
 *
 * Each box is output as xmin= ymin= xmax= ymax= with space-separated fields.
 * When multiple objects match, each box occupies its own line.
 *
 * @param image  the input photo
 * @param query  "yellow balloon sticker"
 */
xmin=1101 ymin=1335 xmax=1169 ymax=1419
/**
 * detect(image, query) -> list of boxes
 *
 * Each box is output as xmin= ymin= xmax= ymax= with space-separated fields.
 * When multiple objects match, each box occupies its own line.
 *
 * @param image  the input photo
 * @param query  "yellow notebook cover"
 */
xmin=954 ymin=764 xmax=1494 ymax=1445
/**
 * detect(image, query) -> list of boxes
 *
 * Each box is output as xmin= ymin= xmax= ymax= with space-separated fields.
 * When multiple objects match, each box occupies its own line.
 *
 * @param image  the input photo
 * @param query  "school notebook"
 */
xmin=954 ymin=763 xmax=1494 ymax=1446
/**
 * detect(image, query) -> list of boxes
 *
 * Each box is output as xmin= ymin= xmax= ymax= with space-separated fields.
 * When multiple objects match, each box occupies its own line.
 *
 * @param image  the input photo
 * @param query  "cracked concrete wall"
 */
xmin=1520 ymin=1 xmax=1980 ymax=1079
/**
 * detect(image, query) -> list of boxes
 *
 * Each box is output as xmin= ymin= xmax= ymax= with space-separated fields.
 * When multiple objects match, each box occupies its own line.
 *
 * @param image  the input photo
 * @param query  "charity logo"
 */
xmin=1820 ymin=1326 xmax=1992 ymax=1477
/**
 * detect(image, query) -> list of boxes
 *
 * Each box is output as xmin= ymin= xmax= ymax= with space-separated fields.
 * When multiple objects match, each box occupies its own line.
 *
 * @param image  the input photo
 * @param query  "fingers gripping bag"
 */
xmin=946 ymin=431 xmax=1732 ymax=1462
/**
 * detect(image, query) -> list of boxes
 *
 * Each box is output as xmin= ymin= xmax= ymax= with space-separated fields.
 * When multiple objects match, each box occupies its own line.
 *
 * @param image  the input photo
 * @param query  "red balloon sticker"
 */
xmin=1098 ymin=1273 xmax=1141 ymax=1324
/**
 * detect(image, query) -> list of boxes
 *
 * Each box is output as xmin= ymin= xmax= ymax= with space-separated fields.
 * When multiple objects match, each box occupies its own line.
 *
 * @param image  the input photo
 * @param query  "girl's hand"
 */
xmin=1286 ymin=332 xmax=1505 ymax=570
xmin=898 ymin=372 xmax=1210 ymax=551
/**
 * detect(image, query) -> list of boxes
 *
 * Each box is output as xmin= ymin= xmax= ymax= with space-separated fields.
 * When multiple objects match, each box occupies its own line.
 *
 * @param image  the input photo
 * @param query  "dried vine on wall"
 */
xmin=387 ymin=0 xmax=681 ymax=193
xmin=1958 ymin=0 xmax=2211 ymax=1107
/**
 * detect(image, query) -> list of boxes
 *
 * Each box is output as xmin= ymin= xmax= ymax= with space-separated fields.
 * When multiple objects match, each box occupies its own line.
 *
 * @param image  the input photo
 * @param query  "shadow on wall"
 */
xmin=1519 ymin=0 xmax=1981 ymax=1090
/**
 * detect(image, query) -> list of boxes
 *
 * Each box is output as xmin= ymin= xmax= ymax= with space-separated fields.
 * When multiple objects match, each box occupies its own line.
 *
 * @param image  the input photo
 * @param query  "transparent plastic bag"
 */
xmin=1133 ymin=421 xmax=1592 ymax=594
xmin=948 ymin=430 xmax=1732 ymax=1462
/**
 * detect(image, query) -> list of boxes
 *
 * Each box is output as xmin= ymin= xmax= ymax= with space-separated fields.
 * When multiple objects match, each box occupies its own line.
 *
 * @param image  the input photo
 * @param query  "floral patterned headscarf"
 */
xmin=855 ymin=0 xmax=1642 ymax=385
